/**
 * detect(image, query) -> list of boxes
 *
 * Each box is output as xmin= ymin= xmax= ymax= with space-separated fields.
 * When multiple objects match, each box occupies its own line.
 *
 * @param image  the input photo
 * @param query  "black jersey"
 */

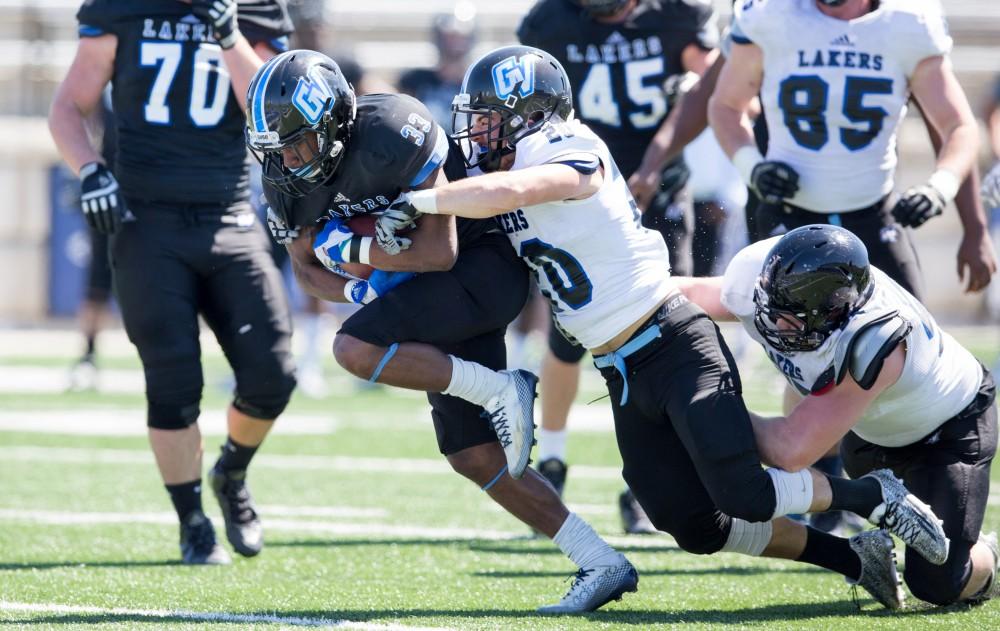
xmin=518 ymin=0 xmax=717 ymax=179
xmin=264 ymin=93 xmax=492 ymax=246
xmin=76 ymin=0 xmax=293 ymax=205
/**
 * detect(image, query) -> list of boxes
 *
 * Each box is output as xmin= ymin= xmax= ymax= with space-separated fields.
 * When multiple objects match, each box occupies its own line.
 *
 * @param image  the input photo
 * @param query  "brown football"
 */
xmin=338 ymin=215 xmax=378 ymax=280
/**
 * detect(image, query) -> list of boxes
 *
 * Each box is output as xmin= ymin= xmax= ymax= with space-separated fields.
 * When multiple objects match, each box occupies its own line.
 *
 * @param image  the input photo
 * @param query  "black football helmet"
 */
xmin=576 ymin=0 xmax=632 ymax=18
xmin=245 ymin=50 xmax=356 ymax=198
xmin=451 ymin=45 xmax=574 ymax=172
xmin=754 ymin=225 xmax=873 ymax=352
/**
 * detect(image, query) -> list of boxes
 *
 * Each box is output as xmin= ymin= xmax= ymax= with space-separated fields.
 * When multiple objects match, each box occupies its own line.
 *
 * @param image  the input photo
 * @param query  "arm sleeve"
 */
xmin=897 ymin=1 xmax=953 ymax=77
xmin=76 ymin=0 xmax=117 ymax=37
xmin=731 ymin=0 xmax=773 ymax=47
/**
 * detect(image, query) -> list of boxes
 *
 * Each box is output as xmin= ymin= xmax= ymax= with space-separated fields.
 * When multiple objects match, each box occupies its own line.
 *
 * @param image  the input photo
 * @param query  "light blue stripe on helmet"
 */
xmin=409 ymin=127 xmax=450 ymax=187
xmin=252 ymin=54 xmax=285 ymax=134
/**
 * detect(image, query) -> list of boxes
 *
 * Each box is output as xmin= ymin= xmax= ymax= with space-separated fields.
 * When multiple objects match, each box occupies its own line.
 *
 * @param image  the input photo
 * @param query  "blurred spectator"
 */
xmin=986 ymin=75 xmax=1000 ymax=159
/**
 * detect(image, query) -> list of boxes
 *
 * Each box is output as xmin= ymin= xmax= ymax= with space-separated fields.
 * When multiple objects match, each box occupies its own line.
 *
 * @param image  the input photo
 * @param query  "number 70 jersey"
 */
xmin=733 ymin=0 xmax=951 ymax=212
xmin=496 ymin=119 xmax=673 ymax=350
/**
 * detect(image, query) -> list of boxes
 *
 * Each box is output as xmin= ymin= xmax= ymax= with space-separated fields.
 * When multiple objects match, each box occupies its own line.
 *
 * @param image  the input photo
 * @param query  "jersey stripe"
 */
xmin=409 ymin=127 xmax=449 ymax=187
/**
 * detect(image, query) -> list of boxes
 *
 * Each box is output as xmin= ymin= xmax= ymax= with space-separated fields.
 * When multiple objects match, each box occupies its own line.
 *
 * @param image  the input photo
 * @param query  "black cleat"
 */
xmin=209 ymin=464 xmax=263 ymax=557
xmin=619 ymin=488 xmax=657 ymax=535
xmin=536 ymin=458 xmax=568 ymax=497
xmin=179 ymin=510 xmax=231 ymax=565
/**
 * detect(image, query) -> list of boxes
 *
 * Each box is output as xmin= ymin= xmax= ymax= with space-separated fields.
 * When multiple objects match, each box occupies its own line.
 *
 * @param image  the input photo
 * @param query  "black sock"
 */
xmin=216 ymin=436 xmax=259 ymax=473
xmin=798 ymin=526 xmax=862 ymax=581
xmin=166 ymin=479 xmax=203 ymax=522
xmin=827 ymin=475 xmax=882 ymax=519
xmin=814 ymin=454 xmax=844 ymax=478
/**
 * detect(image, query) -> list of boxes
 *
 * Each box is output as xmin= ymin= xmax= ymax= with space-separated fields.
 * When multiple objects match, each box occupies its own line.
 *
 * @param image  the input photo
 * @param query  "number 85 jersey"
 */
xmin=497 ymin=119 xmax=673 ymax=350
xmin=76 ymin=0 xmax=293 ymax=205
xmin=733 ymin=0 xmax=951 ymax=212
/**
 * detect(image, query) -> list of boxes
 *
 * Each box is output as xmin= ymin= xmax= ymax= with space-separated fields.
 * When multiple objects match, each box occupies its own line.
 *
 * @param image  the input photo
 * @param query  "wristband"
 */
xmin=407 ymin=189 xmax=440 ymax=214
xmin=357 ymin=236 xmax=373 ymax=265
xmin=345 ymin=235 xmax=374 ymax=264
xmin=732 ymin=145 xmax=765 ymax=188
xmin=927 ymin=169 xmax=960 ymax=203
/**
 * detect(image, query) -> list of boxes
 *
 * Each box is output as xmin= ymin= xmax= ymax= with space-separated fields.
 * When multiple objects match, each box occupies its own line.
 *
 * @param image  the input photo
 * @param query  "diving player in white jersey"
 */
xmin=377 ymin=44 xmax=953 ymax=610
xmin=675 ymin=224 xmax=999 ymax=605
xmin=709 ymin=0 xmax=987 ymax=302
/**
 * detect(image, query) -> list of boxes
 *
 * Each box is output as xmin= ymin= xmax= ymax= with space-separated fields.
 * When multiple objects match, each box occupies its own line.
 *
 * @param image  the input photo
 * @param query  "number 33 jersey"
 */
xmin=732 ymin=0 xmax=951 ymax=212
xmin=498 ymin=119 xmax=673 ymax=350
xmin=76 ymin=0 xmax=293 ymax=205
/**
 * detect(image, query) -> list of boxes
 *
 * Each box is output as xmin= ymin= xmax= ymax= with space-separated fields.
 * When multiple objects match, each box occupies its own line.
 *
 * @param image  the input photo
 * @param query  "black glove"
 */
xmin=750 ymin=160 xmax=799 ymax=204
xmin=375 ymin=195 xmax=421 ymax=255
xmin=892 ymin=184 xmax=947 ymax=228
xmin=192 ymin=0 xmax=239 ymax=49
xmin=79 ymin=162 xmax=128 ymax=235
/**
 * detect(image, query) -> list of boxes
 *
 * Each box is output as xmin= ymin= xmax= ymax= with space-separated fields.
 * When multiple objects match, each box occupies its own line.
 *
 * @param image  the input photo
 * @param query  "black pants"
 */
xmin=340 ymin=232 xmax=529 ymax=455
xmin=111 ymin=199 xmax=296 ymax=427
xmin=842 ymin=371 xmax=997 ymax=605
xmin=594 ymin=298 xmax=777 ymax=553
xmin=755 ymin=196 xmax=925 ymax=301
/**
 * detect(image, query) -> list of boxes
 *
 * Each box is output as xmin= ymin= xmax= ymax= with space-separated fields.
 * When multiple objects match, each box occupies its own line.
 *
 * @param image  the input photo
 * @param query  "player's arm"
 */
xmin=287 ymin=224 xmax=351 ymax=303
xmin=750 ymin=345 xmax=905 ymax=471
xmin=48 ymin=35 xmax=116 ymax=175
xmin=707 ymin=42 xmax=761 ymax=167
xmin=672 ymin=276 xmax=735 ymax=321
xmin=397 ymin=163 xmax=604 ymax=219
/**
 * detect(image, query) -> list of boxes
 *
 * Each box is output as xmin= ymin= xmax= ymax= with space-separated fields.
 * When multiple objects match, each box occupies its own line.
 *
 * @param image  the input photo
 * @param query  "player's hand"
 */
xmin=313 ymin=218 xmax=358 ymax=269
xmin=376 ymin=195 xmax=421 ymax=255
xmin=982 ymin=161 xmax=1000 ymax=211
xmin=192 ymin=0 xmax=239 ymax=49
xmin=266 ymin=207 xmax=299 ymax=244
xmin=750 ymin=161 xmax=799 ymax=204
xmin=79 ymin=162 xmax=130 ymax=235
xmin=891 ymin=183 xmax=947 ymax=228
xmin=344 ymin=270 xmax=416 ymax=305
xmin=627 ymin=168 xmax=659 ymax=212
xmin=957 ymin=229 xmax=997 ymax=294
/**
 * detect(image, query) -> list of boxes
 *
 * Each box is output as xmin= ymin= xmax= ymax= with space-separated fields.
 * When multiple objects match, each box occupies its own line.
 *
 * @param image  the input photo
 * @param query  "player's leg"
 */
xmin=111 ymin=203 xmax=229 ymax=565
xmin=843 ymin=375 xmax=999 ymax=605
xmin=199 ymin=213 xmax=296 ymax=557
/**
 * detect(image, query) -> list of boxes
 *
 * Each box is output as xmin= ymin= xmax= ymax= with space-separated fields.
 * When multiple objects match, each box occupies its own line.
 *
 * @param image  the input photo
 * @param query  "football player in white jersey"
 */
xmin=709 ymin=0 xmax=990 ymax=302
xmin=377 ymin=44 xmax=955 ymax=610
xmin=675 ymin=224 xmax=999 ymax=605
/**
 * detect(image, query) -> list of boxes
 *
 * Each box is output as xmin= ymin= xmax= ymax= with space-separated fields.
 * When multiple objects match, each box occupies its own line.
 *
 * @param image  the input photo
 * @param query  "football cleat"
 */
xmin=863 ymin=469 xmax=949 ymax=565
xmin=538 ymin=556 xmax=639 ymax=614
xmin=619 ymin=488 xmax=657 ymax=535
xmin=847 ymin=529 xmax=904 ymax=610
xmin=967 ymin=531 xmax=1000 ymax=604
xmin=209 ymin=464 xmax=263 ymax=557
xmin=537 ymin=458 xmax=568 ymax=497
xmin=482 ymin=369 xmax=538 ymax=479
xmin=179 ymin=510 xmax=231 ymax=565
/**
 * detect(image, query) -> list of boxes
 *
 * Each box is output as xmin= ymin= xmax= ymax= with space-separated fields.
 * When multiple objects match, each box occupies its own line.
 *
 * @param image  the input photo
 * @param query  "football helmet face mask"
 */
xmin=754 ymin=225 xmax=873 ymax=353
xmin=451 ymin=45 xmax=574 ymax=172
xmin=245 ymin=50 xmax=356 ymax=200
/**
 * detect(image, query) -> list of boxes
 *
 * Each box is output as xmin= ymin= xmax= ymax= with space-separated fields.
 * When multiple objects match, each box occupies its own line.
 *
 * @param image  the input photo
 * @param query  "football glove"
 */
xmin=192 ymin=0 xmax=239 ymax=49
xmin=344 ymin=270 xmax=415 ymax=305
xmin=982 ymin=162 xmax=1000 ymax=211
xmin=79 ymin=162 xmax=129 ymax=235
xmin=892 ymin=183 xmax=947 ymax=228
xmin=375 ymin=200 xmax=421 ymax=256
xmin=266 ymin=207 xmax=299 ymax=244
xmin=313 ymin=218 xmax=365 ymax=269
xmin=750 ymin=160 xmax=800 ymax=204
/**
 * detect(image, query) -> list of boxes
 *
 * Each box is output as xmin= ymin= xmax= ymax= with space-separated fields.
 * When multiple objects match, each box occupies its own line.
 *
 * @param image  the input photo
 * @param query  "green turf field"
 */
xmin=1 ymin=326 xmax=998 ymax=629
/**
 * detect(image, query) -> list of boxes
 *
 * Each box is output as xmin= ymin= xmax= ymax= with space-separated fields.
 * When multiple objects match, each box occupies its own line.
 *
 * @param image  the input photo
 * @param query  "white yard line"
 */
xmin=0 ymin=601 xmax=451 ymax=630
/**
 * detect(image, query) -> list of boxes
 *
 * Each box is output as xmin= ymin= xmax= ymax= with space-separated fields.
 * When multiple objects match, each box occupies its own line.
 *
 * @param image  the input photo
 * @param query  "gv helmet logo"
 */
xmin=491 ymin=55 xmax=536 ymax=106
xmin=292 ymin=66 xmax=335 ymax=125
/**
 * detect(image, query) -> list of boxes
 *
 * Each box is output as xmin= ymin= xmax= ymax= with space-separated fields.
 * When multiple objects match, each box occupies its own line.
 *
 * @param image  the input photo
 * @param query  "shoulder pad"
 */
xmin=833 ymin=311 xmax=911 ymax=389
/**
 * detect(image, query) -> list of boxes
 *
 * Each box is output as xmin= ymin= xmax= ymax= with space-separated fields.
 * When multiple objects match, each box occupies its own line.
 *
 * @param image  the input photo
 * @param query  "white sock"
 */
xmin=767 ymin=468 xmax=814 ymax=519
xmin=441 ymin=355 xmax=509 ymax=406
xmin=553 ymin=513 xmax=622 ymax=568
xmin=538 ymin=428 xmax=567 ymax=462
xmin=721 ymin=518 xmax=773 ymax=556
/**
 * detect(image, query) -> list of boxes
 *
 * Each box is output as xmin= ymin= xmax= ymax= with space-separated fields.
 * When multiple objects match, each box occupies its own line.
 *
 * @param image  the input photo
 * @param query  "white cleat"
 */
xmin=847 ymin=530 xmax=904 ymax=611
xmin=538 ymin=557 xmax=639 ymax=614
xmin=482 ymin=369 xmax=537 ymax=478
xmin=864 ymin=468 xmax=949 ymax=565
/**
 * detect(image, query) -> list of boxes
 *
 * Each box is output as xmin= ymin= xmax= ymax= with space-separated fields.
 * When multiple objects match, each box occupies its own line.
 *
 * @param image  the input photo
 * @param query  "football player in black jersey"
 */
xmin=517 ymin=0 xmax=719 ymax=535
xmin=250 ymin=51 xmax=638 ymax=614
xmin=49 ymin=0 xmax=297 ymax=565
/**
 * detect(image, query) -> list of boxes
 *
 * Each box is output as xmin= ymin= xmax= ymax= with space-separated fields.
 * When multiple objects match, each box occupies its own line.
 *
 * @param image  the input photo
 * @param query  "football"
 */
xmin=338 ymin=215 xmax=379 ymax=280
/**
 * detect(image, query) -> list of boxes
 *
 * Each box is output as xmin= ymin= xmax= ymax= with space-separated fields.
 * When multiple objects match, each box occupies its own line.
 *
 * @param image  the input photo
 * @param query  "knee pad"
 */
xmin=145 ymin=357 xmax=203 ymax=429
xmin=905 ymin=558 xmax=970 ymax=606
xmin=233 ymin=370 xmax=296 ymax=420
xmin=671 ymin=516 xmax=729 ymax=555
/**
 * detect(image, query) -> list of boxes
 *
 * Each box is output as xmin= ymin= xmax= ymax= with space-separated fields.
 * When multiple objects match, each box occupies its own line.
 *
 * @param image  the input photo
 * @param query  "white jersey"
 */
xmin=733 ymin=0 xmax=951 ymax=212
xmin=721 ymin=237 xmax=982 ymax=447
xmin=499 ymin=118 xmax=673 ymax=349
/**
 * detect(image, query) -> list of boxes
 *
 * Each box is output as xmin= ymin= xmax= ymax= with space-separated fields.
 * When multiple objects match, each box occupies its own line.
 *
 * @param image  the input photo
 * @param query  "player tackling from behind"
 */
xmin=376 ymin=45 xmax=952 ymax=609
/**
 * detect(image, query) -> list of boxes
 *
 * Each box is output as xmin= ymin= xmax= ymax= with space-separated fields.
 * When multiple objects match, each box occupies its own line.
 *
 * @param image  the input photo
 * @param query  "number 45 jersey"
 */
xmin=733 ymin=0 xmax=951 ymax=212
xmin=76 ymin=0 xmax=293 ymax=205
xmin=517 ymin=0 xmax=718 ymax=179
xmin=499 ymin=119 xmax=673 ymax=350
